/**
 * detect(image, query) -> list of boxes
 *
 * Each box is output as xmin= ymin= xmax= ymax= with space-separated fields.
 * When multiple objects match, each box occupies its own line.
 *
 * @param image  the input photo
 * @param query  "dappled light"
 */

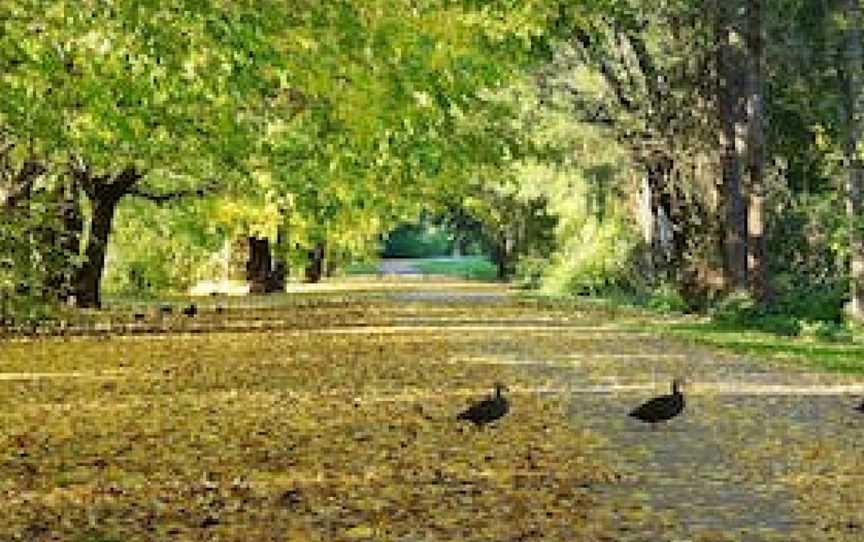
xmin=0 ymin=279 xmax=863 ymax=539
xmin=4 ymin=0 xmax=864 ymax=539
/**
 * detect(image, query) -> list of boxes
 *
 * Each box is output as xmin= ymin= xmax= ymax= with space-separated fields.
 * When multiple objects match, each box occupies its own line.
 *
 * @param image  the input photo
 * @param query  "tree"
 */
xmin=0 ymin=1 xmax=316 ymax=306
xmin=715 ymin=0 xmax=749 ymax=292
xmin=746 ymin=0 xmax=769 ymax=304
xmin=844 ymin=0 xmax=864 ymax=319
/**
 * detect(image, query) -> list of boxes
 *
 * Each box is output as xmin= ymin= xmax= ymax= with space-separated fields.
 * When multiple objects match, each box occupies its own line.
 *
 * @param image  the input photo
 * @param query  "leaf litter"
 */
xmin=1 ymin=283 xmax=861 ymax=540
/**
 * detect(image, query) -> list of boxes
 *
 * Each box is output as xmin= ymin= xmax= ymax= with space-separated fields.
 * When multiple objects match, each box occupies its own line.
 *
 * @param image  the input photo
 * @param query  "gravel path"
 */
xmin=377 ymin=258 xmax=425 ymax=275
xmin=381 ymin=284 xmax=864 ymax=541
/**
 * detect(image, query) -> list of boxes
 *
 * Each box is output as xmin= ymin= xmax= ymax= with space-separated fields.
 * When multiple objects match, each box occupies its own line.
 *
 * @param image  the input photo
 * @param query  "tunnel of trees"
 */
xmin=2 ymin=0 xmax=863 ymax=330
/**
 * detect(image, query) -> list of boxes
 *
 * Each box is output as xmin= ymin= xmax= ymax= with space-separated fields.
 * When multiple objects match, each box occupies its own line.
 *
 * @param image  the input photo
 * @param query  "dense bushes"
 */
xmin=542 ymin=213 xmax=642 ymax=296
xmin=1 ymin=188 xmax=75 ymax=325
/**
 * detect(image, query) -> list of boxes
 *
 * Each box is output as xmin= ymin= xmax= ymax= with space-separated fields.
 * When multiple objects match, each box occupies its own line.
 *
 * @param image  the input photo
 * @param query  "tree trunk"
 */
xmin=305 ymin=241 xmax=326 ymax=283
xmin=72 ymin=166 xmax=142 ymax=308
xmin=846 ymin=0 xmax=864 ymax=319
xmin=246 ymin=236 xmax=273 ymax=294
xmin=74 ymin=193 xmax=119 ymax=308
xmin=716 ymin=0 xmax=748 ymax=291
xmin=493 ymin=233 xmax=516 ymax=281
xmin=746 ymin=0 xmax=769 ymax=305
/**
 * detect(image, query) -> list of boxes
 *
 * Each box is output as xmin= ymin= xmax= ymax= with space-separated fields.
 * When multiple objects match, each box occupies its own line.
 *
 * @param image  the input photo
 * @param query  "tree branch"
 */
xmin=128 ymin=181 xmax=221 ymax=205
xmin=2 ymin=160 xmax=46 ymax=209
xmin=572 ymin=29 xmax=635 ymax=111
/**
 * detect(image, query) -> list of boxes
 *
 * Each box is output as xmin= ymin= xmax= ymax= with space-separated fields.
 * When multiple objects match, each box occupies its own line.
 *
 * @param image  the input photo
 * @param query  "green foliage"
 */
xmin=514 ymin=256 xmax=548 ymax=289
xmin=773 ymin=286 xmax=847 ymax=324
xmin=414 ymin=257 xmax=498 ymax=280
xmin=0 ymin=0 xmax=583 ymax=307
xmin=382 ymin=223 xmax=454 ymax=258
xmin=102 ymin=200 xmax=226 ymax=296
xmin=0 ymin=180 xmax=78 ymax=323
xmin=800 ymin=320 xmax=854 ymax=343
xmin=543 ymin=213 xmax=642 ymax=296
xmin=644 ymin=283 xmax=689 ymax=313
xmin=342 ymin=261 xmax=380 ymax=275
xmin=710 ymin=291 xmax=761 ymax=325
xmin=765 ymin=191 xmax=847 ymax=323
xmin=709 ymin=291 xmax=802 ymax=337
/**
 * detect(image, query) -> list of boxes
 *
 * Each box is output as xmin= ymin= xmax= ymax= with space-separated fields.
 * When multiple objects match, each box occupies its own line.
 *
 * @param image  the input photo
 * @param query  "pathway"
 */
xmin=378 ymin=283 xmax=864 ymax=541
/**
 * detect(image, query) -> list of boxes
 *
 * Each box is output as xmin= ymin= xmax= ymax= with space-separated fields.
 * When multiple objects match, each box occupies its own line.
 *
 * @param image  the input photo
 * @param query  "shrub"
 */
xmin=514 ymin=256 xmax=547 ymax=289
xmin=543 ymin=215 xmax=641 ymax=296
xmin=800 ymin=320 xmax=853 ymax=343
xmin=646 ymin=283 xmax=689 ymax=313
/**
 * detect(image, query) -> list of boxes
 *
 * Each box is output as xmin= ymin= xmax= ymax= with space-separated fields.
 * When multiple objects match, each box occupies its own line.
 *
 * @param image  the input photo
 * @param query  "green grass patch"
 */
xmin=518 ymin=290 xmax=864 ymax=375
xmin=414 ymin=257 xmax=498 ymax=281
xmin=342 ymin=261 xmax=381 ymax=275
xmin=647 ymin=320 xmax=864 ymax=374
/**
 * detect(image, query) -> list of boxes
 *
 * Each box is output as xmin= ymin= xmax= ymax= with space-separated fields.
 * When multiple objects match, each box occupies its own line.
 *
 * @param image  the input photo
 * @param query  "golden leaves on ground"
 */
xmin=0 ymin=295 xmax=649 ymax=541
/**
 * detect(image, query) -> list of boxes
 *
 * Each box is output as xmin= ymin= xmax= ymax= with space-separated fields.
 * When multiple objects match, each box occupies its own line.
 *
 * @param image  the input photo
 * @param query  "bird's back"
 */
xmin=629 ymin=392 xmax=683 ymax=423
xmin=458 ymin=395 xmax=508 ymax=426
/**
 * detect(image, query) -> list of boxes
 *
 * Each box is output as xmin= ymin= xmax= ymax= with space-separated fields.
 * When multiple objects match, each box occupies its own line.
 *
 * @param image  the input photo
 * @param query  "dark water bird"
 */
xmin=629 ymin=378 xmax=686 ymax=426
xmin=182 ymin=303 xmax=198 ymax=317
xmin=457 ymin=382 xmax=509 ymax=427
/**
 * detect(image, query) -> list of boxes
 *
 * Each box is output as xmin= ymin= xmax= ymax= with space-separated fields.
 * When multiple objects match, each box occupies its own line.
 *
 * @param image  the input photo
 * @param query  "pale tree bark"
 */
xmin=746 ymin=0 xmax=770 ymax=304
xmin=845 ymin=0 xmax=864 ymax=319
xmin=716 ymin=0 xmax=748 ymax=291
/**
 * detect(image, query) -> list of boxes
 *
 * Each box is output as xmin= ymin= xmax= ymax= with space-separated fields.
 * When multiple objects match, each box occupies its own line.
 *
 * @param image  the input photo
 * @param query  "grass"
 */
xmin=414 ymin=257 xmax=498 ymax=281
xmin=648 ymin=321 xmax=864 ymax=374
xmin=518 ymin=290 xmax=864 ymax=375
xmin=341 ymin=261 xmax=381 ymax=275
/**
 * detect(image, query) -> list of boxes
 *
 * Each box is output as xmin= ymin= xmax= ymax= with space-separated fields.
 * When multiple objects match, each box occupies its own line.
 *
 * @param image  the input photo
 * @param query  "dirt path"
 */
xmin=5 ymin=279 xmax=862 ymax=540
xmin=376 ymin=283 xmax=864 ymax=541
xmin=377 ymin=258 xmax=425 ymax=275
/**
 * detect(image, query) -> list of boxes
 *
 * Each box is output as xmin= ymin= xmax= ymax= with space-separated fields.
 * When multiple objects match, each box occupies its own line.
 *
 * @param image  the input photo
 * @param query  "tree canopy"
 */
xmin=4 ymin=0 xmax=864 ymax=332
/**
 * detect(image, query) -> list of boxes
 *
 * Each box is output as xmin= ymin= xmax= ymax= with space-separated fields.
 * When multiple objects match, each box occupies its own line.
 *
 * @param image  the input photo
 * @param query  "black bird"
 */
xmin=182 ymin=303 xmax=198 ymax=317
xmin=457 ymin=382 xmax=509 ymax=427
xmin=855 ymin=400 xmax=864 ymax=413
xmin=629 ymin=378 xmax=686 ymax=426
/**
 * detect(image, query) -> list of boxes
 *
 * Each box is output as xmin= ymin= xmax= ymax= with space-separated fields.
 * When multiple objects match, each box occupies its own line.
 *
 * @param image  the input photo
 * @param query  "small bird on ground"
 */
xmin=457 ymin=382 xmax=509 ymax=427
xmin=629 ymin=378 xmax=686 ymax=426
xmin=182 ymin=303 xmax=198 ymax=317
